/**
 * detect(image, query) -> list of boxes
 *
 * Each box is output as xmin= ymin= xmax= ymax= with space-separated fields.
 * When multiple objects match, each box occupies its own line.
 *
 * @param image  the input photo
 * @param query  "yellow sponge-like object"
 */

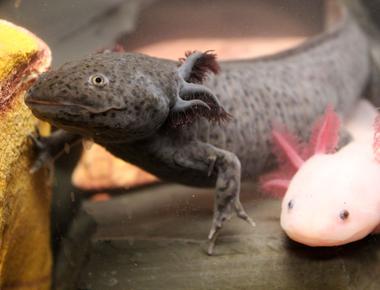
xmin=0 ymin=20 xmax=52 ymax=290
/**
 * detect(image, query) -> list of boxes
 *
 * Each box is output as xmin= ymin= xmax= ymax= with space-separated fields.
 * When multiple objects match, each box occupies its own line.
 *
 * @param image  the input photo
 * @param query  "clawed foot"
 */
xmin=29 ymin=129 xmax=81 ymax=174
xmin=28 ymin=130 xmax=54 ymax=173
xmin=207 ymin=199 xmax=255 ymax=255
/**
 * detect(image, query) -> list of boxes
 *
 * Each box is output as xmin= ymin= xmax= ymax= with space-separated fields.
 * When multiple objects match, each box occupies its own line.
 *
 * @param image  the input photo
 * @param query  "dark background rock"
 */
xmin=0 ymin=0 xmax=154 ymax=66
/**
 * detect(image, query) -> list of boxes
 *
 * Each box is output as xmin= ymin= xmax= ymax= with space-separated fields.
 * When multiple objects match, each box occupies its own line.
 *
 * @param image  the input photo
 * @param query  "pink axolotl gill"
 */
xmin=261 ymin=101 xmax=380 ymax=246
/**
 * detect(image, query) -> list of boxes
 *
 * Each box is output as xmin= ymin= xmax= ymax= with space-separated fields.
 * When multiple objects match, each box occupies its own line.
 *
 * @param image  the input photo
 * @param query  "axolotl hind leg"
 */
xmin=174 ymin=141 xmax=255 ymax=255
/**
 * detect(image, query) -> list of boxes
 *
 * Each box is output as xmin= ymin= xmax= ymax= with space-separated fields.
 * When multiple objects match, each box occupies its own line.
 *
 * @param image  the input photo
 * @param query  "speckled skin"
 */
xmin=25 ymin=10 xmax=370 ymax=254
xmin=198 ymin=14 xmax=370 ymax=180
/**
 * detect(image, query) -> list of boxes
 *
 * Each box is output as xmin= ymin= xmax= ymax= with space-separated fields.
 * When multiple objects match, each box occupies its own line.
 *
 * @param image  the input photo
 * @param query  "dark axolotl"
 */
xmin=25 ymin=8 xmax=372 ymax=254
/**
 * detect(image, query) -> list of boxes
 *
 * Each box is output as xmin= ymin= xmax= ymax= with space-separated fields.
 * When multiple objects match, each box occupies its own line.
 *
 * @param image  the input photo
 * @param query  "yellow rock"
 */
xmin=0 ymin=20 xmax=52 ymax=290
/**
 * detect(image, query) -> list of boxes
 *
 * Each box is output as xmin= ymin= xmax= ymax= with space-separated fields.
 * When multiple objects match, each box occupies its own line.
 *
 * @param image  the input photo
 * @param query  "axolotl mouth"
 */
xmin=25 ymin=96 xmax=89 ymax=120
xmin=25 ymin=98 xmax=78 ymax=109
xmin=26 ymin=96 xmax=106 ymax=132
xmin=25 ymin=89 xmax=129 ymax=124
xmin=25 ymin=89 xmax=138 ymax=141
xmin=25 ymin=94 xmax=127 ymax=114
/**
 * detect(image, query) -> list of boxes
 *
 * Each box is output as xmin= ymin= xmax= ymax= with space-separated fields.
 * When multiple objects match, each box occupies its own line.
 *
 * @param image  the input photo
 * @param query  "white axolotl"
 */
xmin=261 ymin=100 xmax=380 ymax=246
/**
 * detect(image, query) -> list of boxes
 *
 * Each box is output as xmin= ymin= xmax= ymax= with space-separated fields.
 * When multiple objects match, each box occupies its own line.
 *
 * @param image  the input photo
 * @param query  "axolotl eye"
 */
xmin=88 ymin=73 xmax=109 ymax=87
xmin=287 ymin=199 xmax=294 ymax=210
xmin=339 ymin=209 xmax=350 ymax=220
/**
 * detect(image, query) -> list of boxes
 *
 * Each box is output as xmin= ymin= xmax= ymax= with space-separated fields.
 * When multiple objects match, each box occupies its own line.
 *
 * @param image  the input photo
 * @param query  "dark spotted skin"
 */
xmin=199 ymin=16 xmax=370 ymax=180
xmin=25 ymin=10 xmax=370 ymax=254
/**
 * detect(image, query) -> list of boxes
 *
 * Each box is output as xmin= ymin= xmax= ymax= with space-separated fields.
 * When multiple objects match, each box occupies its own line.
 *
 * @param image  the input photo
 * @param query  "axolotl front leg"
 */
xmin=173 ymin=140 xmax=255 ymax=255
xmin=31 ymin=129 xmax=255 ymax=254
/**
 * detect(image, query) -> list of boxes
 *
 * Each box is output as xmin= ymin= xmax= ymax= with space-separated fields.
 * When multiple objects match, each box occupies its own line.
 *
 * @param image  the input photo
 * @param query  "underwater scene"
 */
xmin=1 ymin=0 xmax=380 ymax=289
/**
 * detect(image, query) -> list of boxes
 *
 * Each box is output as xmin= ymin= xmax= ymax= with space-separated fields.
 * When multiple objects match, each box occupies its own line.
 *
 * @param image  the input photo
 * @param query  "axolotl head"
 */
xmin=262 ymin=106 xmax=380 ymax=247
xmin=281 ymin=149 xmax=380 ymax=246
xmin=25 ymin=51 xmax=226 ymax=143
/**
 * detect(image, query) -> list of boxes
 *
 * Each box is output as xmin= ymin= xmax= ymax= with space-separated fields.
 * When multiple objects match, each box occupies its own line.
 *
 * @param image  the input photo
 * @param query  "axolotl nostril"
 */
xmin=25 ymin=6 xmax=374 ymax=254
xmin=261 ymin=101 xmax=380 ymax=246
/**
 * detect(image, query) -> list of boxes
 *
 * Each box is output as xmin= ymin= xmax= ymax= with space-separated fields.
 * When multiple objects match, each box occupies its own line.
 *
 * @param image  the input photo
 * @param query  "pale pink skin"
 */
xmin=281 ymin=101 xmax=380 ymax=246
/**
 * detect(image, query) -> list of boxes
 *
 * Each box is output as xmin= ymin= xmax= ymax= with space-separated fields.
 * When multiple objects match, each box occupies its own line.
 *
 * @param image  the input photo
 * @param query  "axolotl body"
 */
xmin=25 ymin=7 xmax=372 ymax=253
xmin=262 ymin=101 xmax=380 ymax=246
